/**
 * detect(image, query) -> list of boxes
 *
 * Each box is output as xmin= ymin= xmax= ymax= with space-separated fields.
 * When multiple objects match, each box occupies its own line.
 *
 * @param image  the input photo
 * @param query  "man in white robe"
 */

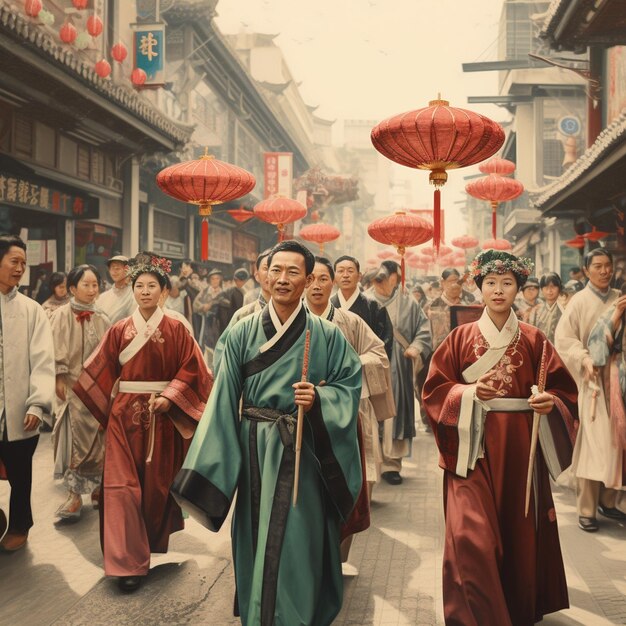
xmin=555 ymin=249 xmax=626 ymax=532
xmin=97 ymin=255 xmax=135 ymax=323
xmin=0 ymin=235 xmax=55 ymax=552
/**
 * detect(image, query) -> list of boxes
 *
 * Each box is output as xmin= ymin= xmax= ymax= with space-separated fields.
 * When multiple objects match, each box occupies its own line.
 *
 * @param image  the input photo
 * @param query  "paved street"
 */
xmin=1 ymin=430 xmax=625 ymax=626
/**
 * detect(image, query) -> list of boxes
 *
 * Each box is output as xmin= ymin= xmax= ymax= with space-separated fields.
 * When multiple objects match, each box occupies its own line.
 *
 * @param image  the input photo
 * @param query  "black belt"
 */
xmin=242 ymin=406 xmax=296 ymax=447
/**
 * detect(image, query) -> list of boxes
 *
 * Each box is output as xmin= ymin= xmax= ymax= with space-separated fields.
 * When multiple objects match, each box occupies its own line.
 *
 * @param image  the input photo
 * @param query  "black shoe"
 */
xmin=381 ymin=471 xmax=403 ymax=485
xmin=118 ymin=576 xmax=142 ymax=592
xmin=578 ymin=516 xmax=599 ymax=532
xmin=597 ymin=505 xmax=626 ymax=520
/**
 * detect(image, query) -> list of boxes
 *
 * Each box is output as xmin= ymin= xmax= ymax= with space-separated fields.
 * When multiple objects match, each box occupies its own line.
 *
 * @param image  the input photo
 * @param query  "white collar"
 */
xmin=132 ymin=306 xmax=164 ymax=337
xmin=338 ymin=288 xmax=360 ymax=310
xmin=477 ymin=308 xmax=518 ymax=349
xmin=261 ymin=298 xmax=303 ymax=353
xmin=306 ymin=300 xmax=332 ymax=320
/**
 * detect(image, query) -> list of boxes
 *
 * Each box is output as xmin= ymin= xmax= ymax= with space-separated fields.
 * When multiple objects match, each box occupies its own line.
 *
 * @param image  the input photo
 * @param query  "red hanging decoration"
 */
xmin=59 ymin=22 xmax=78 ymax=44
xmin=479 ymin=157 xmax=516 ymax=176
xmin=371 ymin=96 xmax=504 ymax=256
xmin=482 ymin=238 xmax=513 ymax=251
xmin=451 ymin=235 xmax=479 ymax=249
xmin=368 ymin=211 xmax=433 ymax=288
xmin=565 ymin=237 xmax=585 ymax=249
xmin=253 ymin=195 xmax=307 ymax=243
xmin=226 ymin=207 xmax=255 ymax=223
xmin=111 ymin=42 xmax=128 ymax=63
xmin=94 ymin=59 xmax=111 ymax=78
xmin=466 ymin=174 xmax=524 ymax=239
xmin=131 ymin=68 xmax=147 ymax=86
xmin=24 ymin=0 xmax=42 ymax=18
xmin=298 ymin=223 xmax=341 ymax=254
xmin=582 ymin=228 xmax=609 ymax=241
xmin=72 ymin=0 xmax=88 ymax=9
xmin=156 ymin=150 xmax=256 ymax=262
xmin=86 ymin=15 xmax=103 ymax=37
xmin=200 ymin=218 xmax=209 ymax=261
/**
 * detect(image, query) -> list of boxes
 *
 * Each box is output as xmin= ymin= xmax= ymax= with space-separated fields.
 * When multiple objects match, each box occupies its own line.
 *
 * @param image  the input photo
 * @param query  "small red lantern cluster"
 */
xmin=253 ymin=196 xmax=308 ymax=242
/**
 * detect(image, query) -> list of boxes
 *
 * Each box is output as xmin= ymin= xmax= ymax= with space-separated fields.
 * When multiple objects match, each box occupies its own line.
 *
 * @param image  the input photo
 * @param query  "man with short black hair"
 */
xmin=0 ymin=235 xmax=55 ymax=552
xmin=172 ymin=240 xmax=363 ymax=625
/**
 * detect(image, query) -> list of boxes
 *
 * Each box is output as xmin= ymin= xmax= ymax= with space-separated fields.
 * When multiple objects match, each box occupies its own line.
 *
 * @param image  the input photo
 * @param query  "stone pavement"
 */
xmin=1 ymin=431 xmax=625 ymax=625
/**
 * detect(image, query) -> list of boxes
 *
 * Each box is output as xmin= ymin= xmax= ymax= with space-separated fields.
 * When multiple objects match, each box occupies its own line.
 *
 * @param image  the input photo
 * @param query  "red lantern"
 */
xmin=582 ymin=228 xmax=609 ymax=241
xmin=86 ymin=14 xmax=103 ymax=37
xmin=24 ymin=0 xmax=42 ymax=17
xmin=466 ymin=174 xmax=524 ymax=239
xmin=226 ymin=207 xmax=255 ymax=223
xmin=479 ymin=157 xmax=516 ymax=176
xmin=59 ymin=22 xmax=77 ymax=44
xmin=371 ymin=97 xmax=504 ymax=255
xmin=94 ymin=59 xmax=111 ymax=78
xmin=451 ymin=235 xmax=479 ymax=250
xmin=482 ymin=238 xmax=513 ymax=251
xmin=299 ymin=223 xmax=341 ymax=254
xmin=368 ymin=211 xmax=434 ymax=288
xmin=253 ymin=196 xmax=307 ymax=242
xmin=377 ymin=250 xmax=396 ymax=260
xmin=421 ymin=244 xmax=453 ymax=257
xmin=565 ymin=237 xmax=585 ymax=249
xmin=72 ymin=0 xmax=88 ymax=9
xmin=156 ymin=151 xmax=256 ymax=261
xmin=111 ymin=42 xmax=127 ymax=63
xmin=131 ymin=68 xmax=147 ymax=86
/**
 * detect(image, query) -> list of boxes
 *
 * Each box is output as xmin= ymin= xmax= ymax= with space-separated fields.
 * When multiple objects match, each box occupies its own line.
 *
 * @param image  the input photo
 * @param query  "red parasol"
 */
xmin=253 ymin=195 xmax=307 ymax=242
xmin=368 ymin=211 xmax=433 ymax=288
xmin=371 ymin=96 xmax=504 ymax=255
xmin=156 ymin=150 xmax=256 ymax=261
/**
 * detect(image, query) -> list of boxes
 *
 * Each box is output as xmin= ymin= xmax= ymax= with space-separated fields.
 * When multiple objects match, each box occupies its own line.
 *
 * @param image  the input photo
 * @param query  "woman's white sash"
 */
xmin=119 ymin=307 xmax=165 ymax=366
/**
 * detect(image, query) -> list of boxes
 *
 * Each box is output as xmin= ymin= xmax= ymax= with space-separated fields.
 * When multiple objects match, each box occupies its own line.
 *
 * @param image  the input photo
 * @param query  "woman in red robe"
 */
xmin=74 ymin=253 xmax=212 ymax=593
xmin=423 ymin=250 xmax=578 ymax=626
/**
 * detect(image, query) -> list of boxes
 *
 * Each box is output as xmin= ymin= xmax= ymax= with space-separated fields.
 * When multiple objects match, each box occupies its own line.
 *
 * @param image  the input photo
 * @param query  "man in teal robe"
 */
xmin=171 ymin=241 xmax=362 ymax=626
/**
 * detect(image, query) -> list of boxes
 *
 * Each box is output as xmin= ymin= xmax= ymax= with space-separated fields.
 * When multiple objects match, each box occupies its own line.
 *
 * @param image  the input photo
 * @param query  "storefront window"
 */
xmin=74 ymin=220 xmax=122 ymax=282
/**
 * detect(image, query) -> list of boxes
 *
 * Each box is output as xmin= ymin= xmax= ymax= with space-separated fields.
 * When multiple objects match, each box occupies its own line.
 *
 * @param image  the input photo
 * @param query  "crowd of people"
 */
xmin=0 ymin=231 xmax=625 ymax=625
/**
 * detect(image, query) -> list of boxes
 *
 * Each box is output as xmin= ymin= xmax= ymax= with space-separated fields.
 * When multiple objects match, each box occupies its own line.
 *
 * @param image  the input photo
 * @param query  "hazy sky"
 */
xmin=215 ymin=0 xmax=510 ymax=237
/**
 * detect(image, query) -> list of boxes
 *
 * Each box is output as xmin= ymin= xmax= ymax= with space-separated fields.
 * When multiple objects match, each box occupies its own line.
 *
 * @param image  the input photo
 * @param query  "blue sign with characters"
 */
xmin=558 ymin=116 xmax=581 ymax=136
xmin=134 ymin=23 xmax=165 ymax=85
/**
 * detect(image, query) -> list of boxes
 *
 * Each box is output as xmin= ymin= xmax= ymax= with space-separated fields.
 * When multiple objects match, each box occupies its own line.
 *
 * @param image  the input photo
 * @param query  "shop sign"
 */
xmin=264 ymin=152 xmax=293 ymax=198
xmin=134 ymin=23 xmax=165 ymax=86
xmin=0 ymin=171 xmax=99 ymax=219
xmin=208 ymin=223 xmax=233 ymax=264
xmin=233 ymin=231 xmax=259 ymax=262
xmin=607 ymin=46 xmax=626 ymax=125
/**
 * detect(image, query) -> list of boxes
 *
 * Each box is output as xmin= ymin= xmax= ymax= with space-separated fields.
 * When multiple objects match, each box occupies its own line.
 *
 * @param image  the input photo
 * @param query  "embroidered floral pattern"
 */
xmin=473 ymin=329 xmax=523 ymax=397
xmin=124 ymin=324 xmax=138 ymax=341
xmin=131 ymin=399 xmax=152 ymax=430
xmin=149 ymin=328 xmax=165 ymax=344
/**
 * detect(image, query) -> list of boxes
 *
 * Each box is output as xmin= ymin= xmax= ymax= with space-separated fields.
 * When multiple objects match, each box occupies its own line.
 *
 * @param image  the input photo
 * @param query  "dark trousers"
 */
xmin=0 ymin=434 xmax=39 ymax=533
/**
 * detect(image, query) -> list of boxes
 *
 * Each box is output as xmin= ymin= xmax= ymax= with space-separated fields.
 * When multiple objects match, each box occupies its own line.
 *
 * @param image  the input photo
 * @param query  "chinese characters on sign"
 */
xmin=134 ymin=23 xmax=165 ymax=85
xmin=264 ymin=152 xmax=293 ymax=199
xmin=208 ymin=223 xmax=233 ymax=264
xmin=0 ymin=172 xmax=98 ymax=219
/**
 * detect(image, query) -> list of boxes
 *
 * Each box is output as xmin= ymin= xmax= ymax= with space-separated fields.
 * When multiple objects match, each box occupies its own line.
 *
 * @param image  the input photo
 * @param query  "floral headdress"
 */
xmin=469 ymin=249 xmax=533 ymax=285
xmin=128 ymin=251 xmax=172 ymax=281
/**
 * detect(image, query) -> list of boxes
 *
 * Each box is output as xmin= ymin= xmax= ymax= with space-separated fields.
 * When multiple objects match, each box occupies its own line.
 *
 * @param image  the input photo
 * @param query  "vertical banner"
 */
xmin=264 ymin=152 xmax=293 ymax=198
xmin=134 ymin=23 xmax=165 ymax=86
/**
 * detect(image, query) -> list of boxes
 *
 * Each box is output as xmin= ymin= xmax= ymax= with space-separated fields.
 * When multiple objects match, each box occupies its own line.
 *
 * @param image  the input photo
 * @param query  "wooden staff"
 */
xmin=525 ymin=340 xmax=548 ymax=517
xmin=293 ymin=329 xmax=311 ymax=507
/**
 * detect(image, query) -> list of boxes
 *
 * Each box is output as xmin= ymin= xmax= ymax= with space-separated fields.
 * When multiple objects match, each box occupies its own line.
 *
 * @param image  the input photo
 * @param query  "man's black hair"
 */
xmin=267 ymin=240 xmax=315 ymax=275
xmin=256 ymin=248 xmax=272 ymax=270
xmin=569 ymin=266 xmax=582 ymax=274
xmin=539 ymin=272 xmax=562 ymax=290
xmin=583 ymin=248 xmax=613 ymax=269
xmin=334 ymin=255 xmax=360 ymax=273
xmin=314 ymin=256 xmax=335 ymax=280
xmin=0 ymin=234 xmax=26 ymax=263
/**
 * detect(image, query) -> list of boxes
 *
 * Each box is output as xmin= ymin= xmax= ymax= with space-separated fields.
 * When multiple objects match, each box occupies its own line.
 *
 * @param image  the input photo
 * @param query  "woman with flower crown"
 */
xmin=73 ymin=252 xmax=212 ymax=593
xmin=422 ymin=250 xmax=579 ymax=626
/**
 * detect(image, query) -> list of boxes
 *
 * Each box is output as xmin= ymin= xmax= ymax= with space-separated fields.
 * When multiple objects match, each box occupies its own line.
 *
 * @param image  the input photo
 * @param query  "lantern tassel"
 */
xmin=201 ymin=218 xmax=209 ymax=261
xmin=491 ymin=201 xmax=498 ymax=240
xmin=433 ymin=189 xmax=441 ymax=256
xmin=400 ymin=254 xmax=406 ymax=291
xmin=278 ymin=224 xmax=285 ymax=243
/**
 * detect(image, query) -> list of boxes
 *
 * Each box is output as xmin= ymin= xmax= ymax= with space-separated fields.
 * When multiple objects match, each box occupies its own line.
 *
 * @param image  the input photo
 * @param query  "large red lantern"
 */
xmin=94 ymin=59 xmax=111 ymax=78
xmin=253 ymin=195 xmax=307 ymax=242
xmin=156 ymin=151 xmax=256 ymax=261
xmin=466 ymin=174 xmax=524 ymax=240
xmin=299 ymin=223 xmax=341 ymax=254
xmin=86 ymin=14 xmax=103 ymax=37
xmin=24 ymin=0 xmax=42 ymax=18
xmin=479 ymin=157 xmax=516 ymax=176
xmin=111 ymin=42 xmax=127 ymax=63
xmin=368 ymin=211 xmax=433 ymax=288
xmin=482 ymin=238 xmax=513 ymax=251
xmin=59 ymin=22 xmax=77 ymax=44
xmin=371 ymin=97 xmax=504 ymax=255
xmin=451 ymin=235 xmax=479 ymax=250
